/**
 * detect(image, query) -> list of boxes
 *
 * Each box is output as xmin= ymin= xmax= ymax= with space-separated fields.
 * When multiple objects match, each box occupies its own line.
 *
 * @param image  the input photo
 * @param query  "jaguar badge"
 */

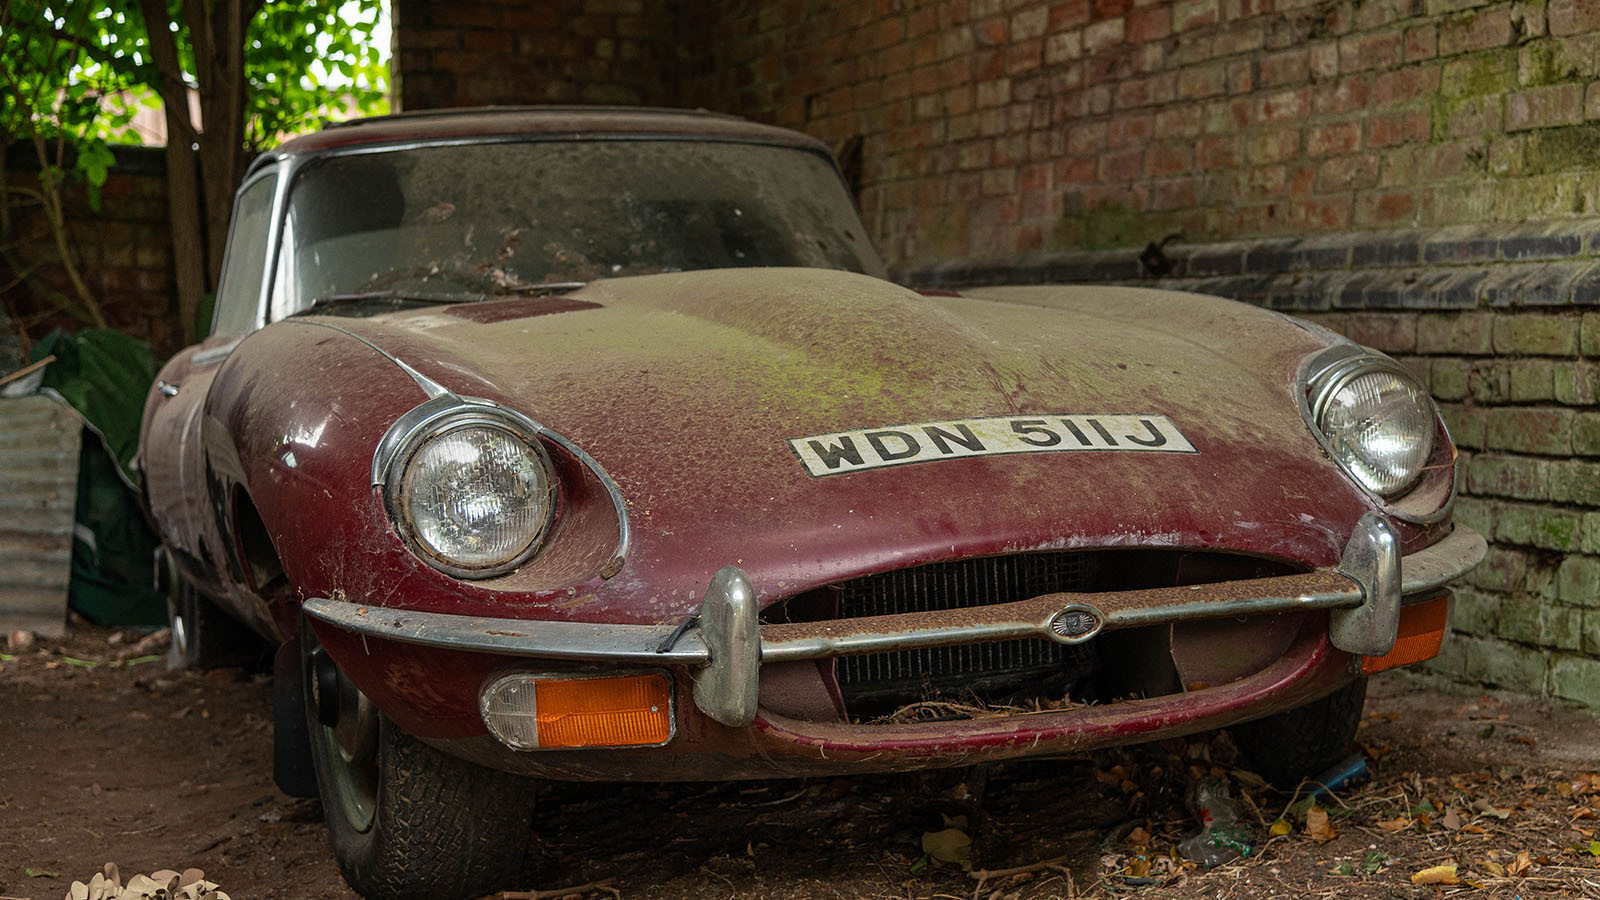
xmin=1048 ymin=604 xmax=1104 ymax=643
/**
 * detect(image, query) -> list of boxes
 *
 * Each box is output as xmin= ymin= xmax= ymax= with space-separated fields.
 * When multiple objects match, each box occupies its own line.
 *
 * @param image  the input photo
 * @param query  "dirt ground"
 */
xmin=3 ymin=622 xmax=1599 ymax=900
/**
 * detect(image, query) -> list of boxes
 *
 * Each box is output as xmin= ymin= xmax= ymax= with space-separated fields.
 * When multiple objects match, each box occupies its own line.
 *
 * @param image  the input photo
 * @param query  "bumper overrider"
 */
xmin=303 ymin=514 xmax=1485 ymax=776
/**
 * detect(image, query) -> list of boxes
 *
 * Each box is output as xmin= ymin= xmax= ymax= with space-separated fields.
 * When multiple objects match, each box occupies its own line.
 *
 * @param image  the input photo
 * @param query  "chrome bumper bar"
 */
xmin=302 ymin=517 xmax=1486 ymax=727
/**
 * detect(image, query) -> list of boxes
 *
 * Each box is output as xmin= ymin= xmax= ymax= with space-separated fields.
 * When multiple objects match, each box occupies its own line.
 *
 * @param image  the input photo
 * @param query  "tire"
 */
xmin=303 ymin=625 xmax=535 ymax=900
xmin=166 ymin=575 xmax=263 ymax=670
xmin=1231 ymin=677 xmax=1367 ymax=789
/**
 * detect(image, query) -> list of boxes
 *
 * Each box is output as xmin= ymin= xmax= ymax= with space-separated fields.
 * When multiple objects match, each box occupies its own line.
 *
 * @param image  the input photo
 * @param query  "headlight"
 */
xmin=1308 ymin=355 xmax=1435 ymax=497
xmin=374 ymin=398 xmax=556 ymax=577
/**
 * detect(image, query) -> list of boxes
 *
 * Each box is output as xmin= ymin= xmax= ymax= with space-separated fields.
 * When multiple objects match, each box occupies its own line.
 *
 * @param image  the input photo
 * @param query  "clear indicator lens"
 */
xmin=401 ymin=425 xmax=552 ymax=570
xmin=1320 ymin=370 xmax=1434 ymax=496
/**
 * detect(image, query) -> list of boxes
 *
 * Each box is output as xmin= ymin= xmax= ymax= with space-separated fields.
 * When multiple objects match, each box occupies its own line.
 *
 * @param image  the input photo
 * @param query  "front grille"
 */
xmin=833 ymin=553 xmax=1101 ymax=713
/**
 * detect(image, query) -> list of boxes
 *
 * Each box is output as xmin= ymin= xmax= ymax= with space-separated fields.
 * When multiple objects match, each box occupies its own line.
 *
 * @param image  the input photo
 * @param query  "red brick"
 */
xmin=1247 ymin=127 xmax=1300 ymax=164
xmin=1506 ymin=83 xmax=1585 ymax=131
xmin=1446 ymin=94 xmax=1504 ymax=138
xmin=1196 ymin=135 xmax=1242 ymax=169
xmin=1049 ymin=0 xmax=1091 ymax=31
xmin=1092 ymin=0 xmax=1133 ymax=20
xmin=1173 ymin=0 xmax=1219 ymax=33
xmin=1083 ymin=17 xmax=1125 ymax=53
xmin=1098 ymin=147 xmax=1146 ymax=180
xmin=1372 ymin=65 xmax=1441 ymax=108
xmin=1145 ymin=142 xmax=1195 ymax=177
xmin=908 ymin=6 xmax=940 ymax=37
xmin=1066 ymin=120 xmax=1107 ymax=155
xmin=1316 ymin=153 xmax=1380 ymax=191
xmin=1313 ymin=75 xmax=1371 ymax=116
xmin=976 ymin=17 xmax=1008 ymax=45
xmin=1056 ymin=156 xmax=1099 ymax=184
xmin=1307 ymin=120 xmax=1362 ymax=157
xmin=1107 ymin=112 xmax=1155 ymax=146
xmin=1227 ymin=59 xmax=1254 ymax=94
xmin=1339 ymin=29 xmax=1404 ymax=72
xmin=1439 ymin=7 xmax=1512 ymax=56
xmin=1259 ymin=48 xmax=1309 ymax=87
xmin=1154 ymin=103 xmax=1205 ymax=137
xmin=1178 ymin=62 xmax=1227 ymax=98
xmin=1294 ymin=197 xmax=1353 ymax=230
xmin=1007 ymin=38 xmax=1045 ymax=73
xmin=1013 ymin=5 xmax=1050 ymax=40
xmin=1213 ymin=20 xmax=1265 ymax=57
xmin=1242 ymin=165 xmax=1287 ymax=200
xmin=1366 ymin=108 xmax=1431 ymax=147
xmin=1550 ymin=0 xmax=1600 ymax=36
xmin=1405 ymin=24 xmax=1438 ymax=62
xmin=1149 ymin=176 xmax=1199 ymax=210
xmin=974 ymin=47 xmax=1007 ymax=79
xmin=1310 ymin=41 xmax=1340 ymax=79
xmin=1127 ymin=5 xmax=1171 ymax=43
xmin=1256 ymin=86 xmax=1310 ymax=123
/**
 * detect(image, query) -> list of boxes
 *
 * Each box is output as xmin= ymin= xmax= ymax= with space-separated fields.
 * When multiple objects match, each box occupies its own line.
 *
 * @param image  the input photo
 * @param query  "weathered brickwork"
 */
xmin=669 ymin=0 xmax=1600 ymax=271
xmin=1 ymin=147 xmax=179 ymax=357
xmin=392 ymin=0 xmax=683 ymax=109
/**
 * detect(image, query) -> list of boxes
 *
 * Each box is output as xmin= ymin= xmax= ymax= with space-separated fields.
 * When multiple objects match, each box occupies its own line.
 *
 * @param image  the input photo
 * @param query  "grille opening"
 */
xmin=762 ymin=549 xmax=1304 ymax=722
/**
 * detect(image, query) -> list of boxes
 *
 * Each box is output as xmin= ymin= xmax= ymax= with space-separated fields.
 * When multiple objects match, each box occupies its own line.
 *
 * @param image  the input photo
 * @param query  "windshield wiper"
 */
xmin=298 ymin=290 xmax=487 ymax=315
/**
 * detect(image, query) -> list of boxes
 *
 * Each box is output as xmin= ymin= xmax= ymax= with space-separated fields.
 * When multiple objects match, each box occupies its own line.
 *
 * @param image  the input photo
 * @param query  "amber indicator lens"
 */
xmin=481 ymin=672 xmax=673 ymax=750
xmin=1362 ymin=594 xmax=1450 ymax=675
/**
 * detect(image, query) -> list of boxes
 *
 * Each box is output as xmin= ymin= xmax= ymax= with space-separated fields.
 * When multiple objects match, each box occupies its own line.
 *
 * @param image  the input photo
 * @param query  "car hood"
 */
xmin=328 ymin=267 xmax=1375 ymax=621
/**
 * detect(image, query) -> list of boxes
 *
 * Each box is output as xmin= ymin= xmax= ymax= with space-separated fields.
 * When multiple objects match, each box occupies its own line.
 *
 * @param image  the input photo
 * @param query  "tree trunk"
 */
xmin=138 ymin=0 xmax=213 ymax=344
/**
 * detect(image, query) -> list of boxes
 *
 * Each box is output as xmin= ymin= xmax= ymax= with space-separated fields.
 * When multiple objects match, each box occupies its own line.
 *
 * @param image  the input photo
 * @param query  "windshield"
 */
xmin=276 ymin=138 xmax=883 ymax=314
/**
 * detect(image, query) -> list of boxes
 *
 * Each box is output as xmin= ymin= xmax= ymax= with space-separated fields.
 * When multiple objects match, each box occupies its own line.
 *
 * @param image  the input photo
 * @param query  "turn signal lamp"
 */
xmin=481 ymin=672 xmax=674 ymax=750
xmin=1361 ymin=594 xmax=1450 ymax=675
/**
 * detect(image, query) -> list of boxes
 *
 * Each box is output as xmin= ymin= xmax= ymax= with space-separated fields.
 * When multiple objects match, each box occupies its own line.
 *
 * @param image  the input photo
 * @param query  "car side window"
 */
xmin=212 ymin=174 xmax=278 ymax=337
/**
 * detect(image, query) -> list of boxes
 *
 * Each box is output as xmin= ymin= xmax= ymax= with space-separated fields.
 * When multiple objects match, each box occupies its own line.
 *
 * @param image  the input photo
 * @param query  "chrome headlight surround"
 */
xmin=371 ymin=395 xmax=557 ymax=579
xmin=1299 ymin=343 xmax=1442 ymax=507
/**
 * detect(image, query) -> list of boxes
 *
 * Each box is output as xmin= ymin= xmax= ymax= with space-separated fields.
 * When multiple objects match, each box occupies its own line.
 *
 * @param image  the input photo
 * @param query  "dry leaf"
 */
xmin=921 ymin=828 xmax=974 ymax=871
xmin=1376 ymin=816 xmax=1411 ymax=832
xmin=1411 ymin=864 xmax=1460 ymax=885
xmin=1508 ymin=851 xmax=1532 ymax=875
xmin=1306 ymin=806 xmax=1336 ymax=843
xmin=1472 ymin=798 xmax=1512 ymax=819
xmin=1270 ymin=818 xmax=1292 ymax=837
xmin=1125 ymin=826 xmax=1151 ymax=845
xmin=1480 ymin=860 xmax=1507 ymax=877
xmin=1441 ymin=808 xmax=1463 ymax=831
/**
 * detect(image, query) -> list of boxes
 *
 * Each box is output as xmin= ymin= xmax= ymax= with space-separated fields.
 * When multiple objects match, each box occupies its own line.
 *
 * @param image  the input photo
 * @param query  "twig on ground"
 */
xmin=489 ymin=878 xmax=620 ymax=900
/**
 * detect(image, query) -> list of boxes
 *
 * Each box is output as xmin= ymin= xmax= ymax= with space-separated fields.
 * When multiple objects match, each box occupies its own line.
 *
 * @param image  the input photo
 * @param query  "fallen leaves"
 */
xmin=63 ymin=864 xmax=231 ymax=900
xmin=1411 ymin=863 xmax=1459 ymax=885
xmin=920 ymin=828 xmax=973 ymax=871
xmin=1304 ymin=806 xmax=1337 ymax=843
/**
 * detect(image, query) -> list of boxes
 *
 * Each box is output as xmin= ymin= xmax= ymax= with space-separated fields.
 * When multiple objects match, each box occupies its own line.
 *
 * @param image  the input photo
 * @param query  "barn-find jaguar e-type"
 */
xmin=139 ymin=107 xmax=1485 ymax=900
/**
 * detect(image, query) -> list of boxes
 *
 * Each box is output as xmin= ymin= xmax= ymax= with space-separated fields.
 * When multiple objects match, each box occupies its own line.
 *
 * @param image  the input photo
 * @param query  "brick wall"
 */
xmin=392 ymin=0 xmax=685 ymax=109
xmin=669 ymin=0 xmax=1600 ymax=269
xmin=1 ymin=147 xmax=180 ymax=358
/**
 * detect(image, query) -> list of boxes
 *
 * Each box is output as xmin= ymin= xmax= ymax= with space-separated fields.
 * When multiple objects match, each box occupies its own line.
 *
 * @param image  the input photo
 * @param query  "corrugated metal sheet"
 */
xmin=0 ymin=395 xmax=81 ymax=637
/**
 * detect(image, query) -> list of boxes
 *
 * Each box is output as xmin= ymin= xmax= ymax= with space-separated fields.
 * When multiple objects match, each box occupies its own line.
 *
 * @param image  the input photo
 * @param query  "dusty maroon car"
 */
xmin=139 ymin=107 xmax=1484 ymax=900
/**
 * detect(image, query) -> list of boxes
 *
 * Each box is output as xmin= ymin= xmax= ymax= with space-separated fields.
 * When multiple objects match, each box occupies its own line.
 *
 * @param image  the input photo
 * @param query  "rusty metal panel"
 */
xmin=0 ymin=395 xmax=81 ymax=637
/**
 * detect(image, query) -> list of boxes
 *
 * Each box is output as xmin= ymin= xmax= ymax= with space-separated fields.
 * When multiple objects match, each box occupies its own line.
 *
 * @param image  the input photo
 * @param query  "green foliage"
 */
xmin=3 ymin=0 xmax=387 ymax=154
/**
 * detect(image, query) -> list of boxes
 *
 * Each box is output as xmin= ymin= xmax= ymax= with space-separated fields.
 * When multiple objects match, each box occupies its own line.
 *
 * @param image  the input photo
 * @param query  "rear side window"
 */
xmin=213 ymin=174 xmax=277 ymax=336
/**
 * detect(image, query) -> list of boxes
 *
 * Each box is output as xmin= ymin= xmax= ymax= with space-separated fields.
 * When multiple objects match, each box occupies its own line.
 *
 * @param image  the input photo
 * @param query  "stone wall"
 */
xmin=1 ymin=146 xmax=179 ymax=358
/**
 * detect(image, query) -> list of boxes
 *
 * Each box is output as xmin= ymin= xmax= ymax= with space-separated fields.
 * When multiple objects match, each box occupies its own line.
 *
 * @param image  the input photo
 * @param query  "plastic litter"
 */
xmin=1178 ymin=777 xmax=1254 ymax=868
xmin=1308 ymin=753 xmax=1369 ymax=800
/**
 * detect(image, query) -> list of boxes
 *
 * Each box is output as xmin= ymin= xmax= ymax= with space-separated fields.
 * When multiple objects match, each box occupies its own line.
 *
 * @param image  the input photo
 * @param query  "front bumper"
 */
xmin=306 ymin=515 xmax=1483 ymax=712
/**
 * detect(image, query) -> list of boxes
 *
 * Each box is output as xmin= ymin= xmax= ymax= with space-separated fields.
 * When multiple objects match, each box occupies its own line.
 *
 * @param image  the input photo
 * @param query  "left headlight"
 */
xmin=374 ymin=398 xmax=556 ymax=577
xmin=1306 ymin=351 xmax=1436 ymax=498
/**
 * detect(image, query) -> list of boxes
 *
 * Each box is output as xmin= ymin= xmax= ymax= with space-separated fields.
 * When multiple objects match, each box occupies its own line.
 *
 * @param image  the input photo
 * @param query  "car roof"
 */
xmin=271 ymin=106 xmax=832 ymax=156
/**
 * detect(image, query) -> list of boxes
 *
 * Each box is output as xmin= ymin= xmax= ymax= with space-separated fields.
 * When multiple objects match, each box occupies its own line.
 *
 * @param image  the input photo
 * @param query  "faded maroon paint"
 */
xmin=146 ymin=267 xmax=1455 ymax=753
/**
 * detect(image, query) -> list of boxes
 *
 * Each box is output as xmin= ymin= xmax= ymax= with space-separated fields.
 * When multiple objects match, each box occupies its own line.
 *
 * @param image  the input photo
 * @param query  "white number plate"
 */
xmin=788 ymin=414 xmax=1196 ymax=477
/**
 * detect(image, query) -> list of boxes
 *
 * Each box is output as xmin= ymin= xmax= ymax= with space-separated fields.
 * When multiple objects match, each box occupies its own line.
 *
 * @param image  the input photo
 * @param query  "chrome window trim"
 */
xmin=211 ymin=163 xmax=287 ymax=337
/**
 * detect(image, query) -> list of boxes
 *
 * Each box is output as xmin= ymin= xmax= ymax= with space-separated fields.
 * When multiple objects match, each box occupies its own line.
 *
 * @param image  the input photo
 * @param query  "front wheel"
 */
xmin=1230 ymin=677 xmax=1367 ymax=788
xmin=302 ymin=625 xmax=536 ymax=900
xmin=165 ymin=569 xmax=262 ymax=670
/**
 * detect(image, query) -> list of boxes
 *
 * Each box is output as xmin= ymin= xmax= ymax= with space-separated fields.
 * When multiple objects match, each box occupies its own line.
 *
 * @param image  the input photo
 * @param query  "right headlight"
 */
xmin=373 ymin=396 xmax=556 ymax=578
xmin=1306 ymin=351 xmax=1436 ymax=498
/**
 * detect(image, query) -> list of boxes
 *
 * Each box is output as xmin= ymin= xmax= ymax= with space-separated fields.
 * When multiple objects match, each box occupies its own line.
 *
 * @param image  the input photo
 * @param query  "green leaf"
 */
xmin=25 ymin=867 xmax=59 ymax=878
